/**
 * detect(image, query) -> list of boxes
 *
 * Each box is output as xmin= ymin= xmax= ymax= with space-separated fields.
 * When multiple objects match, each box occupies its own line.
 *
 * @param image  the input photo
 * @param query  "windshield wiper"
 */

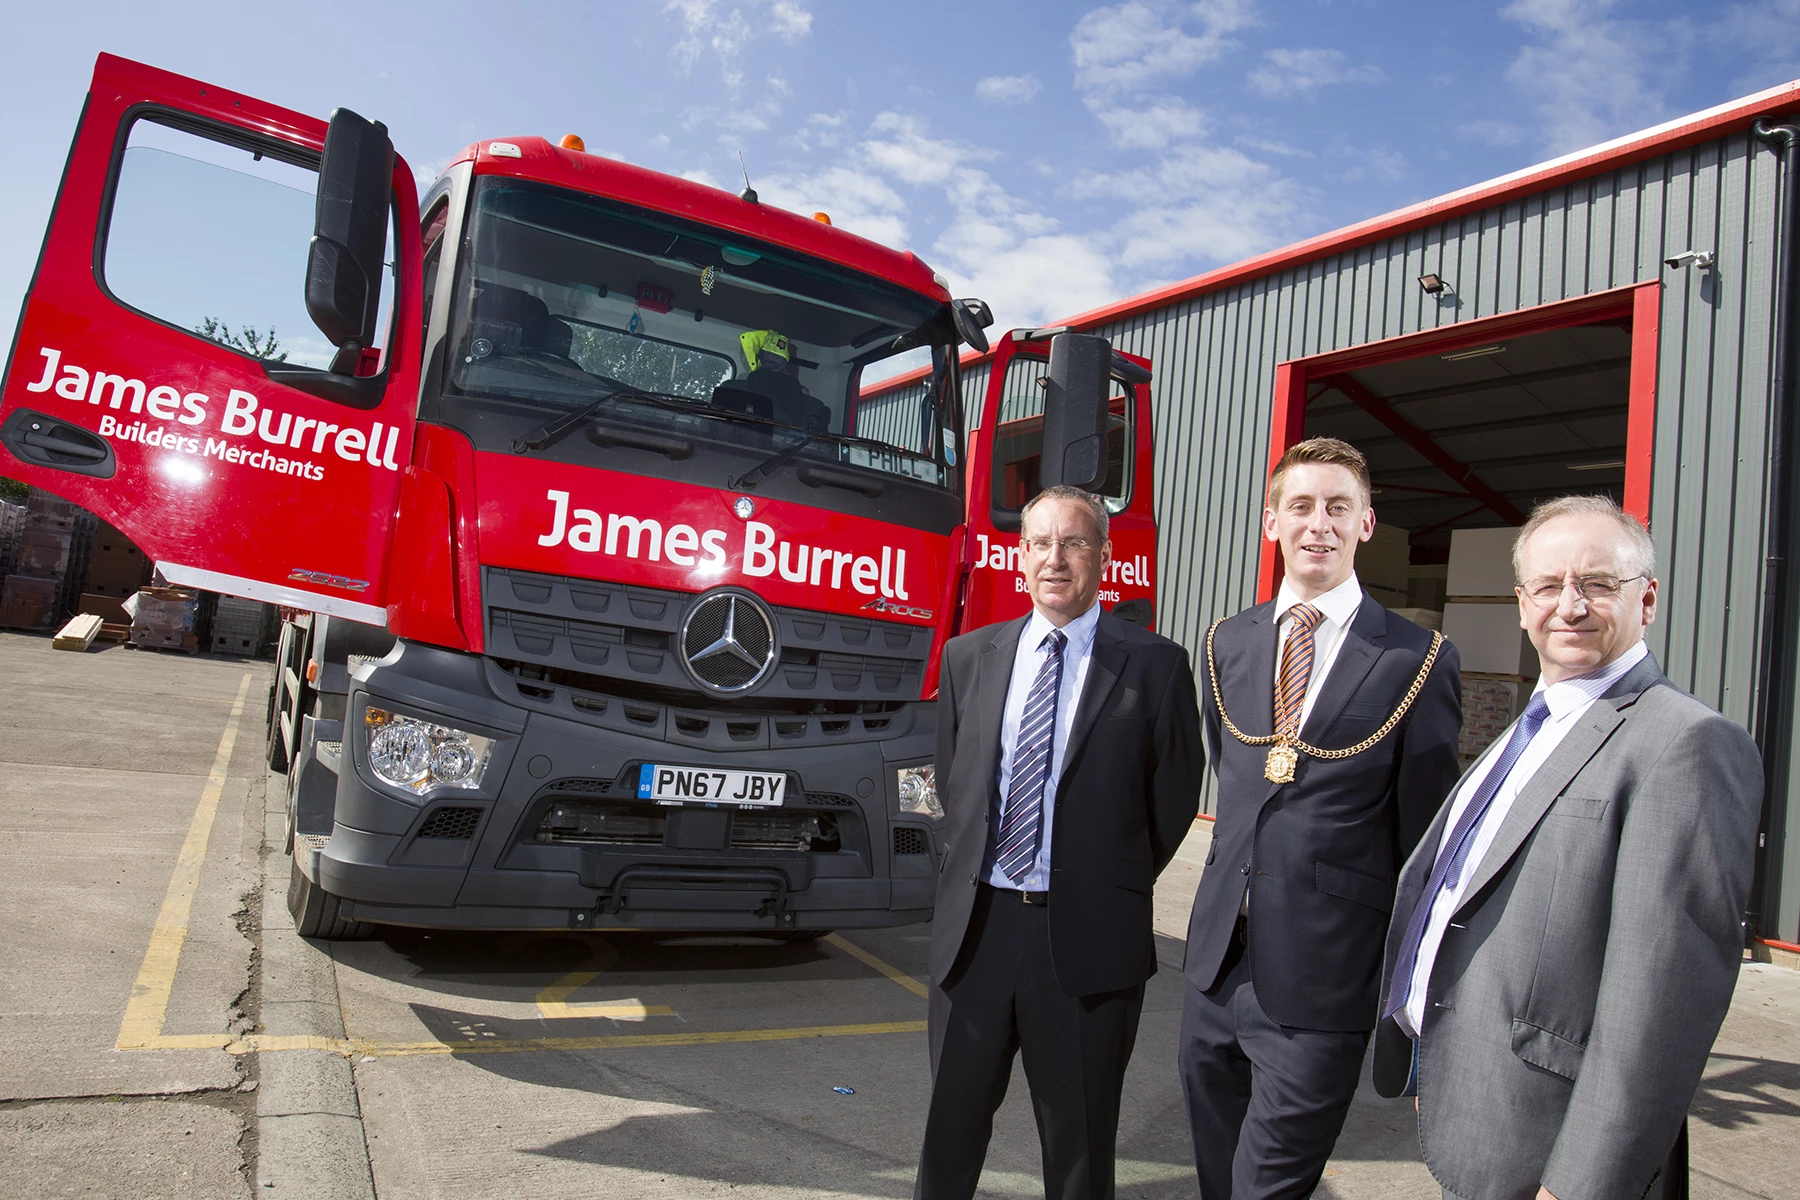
xmin=729 ymin=428 xmax=913 ymax=490
xmin=509 ymin=382 xmax=776 ymax=454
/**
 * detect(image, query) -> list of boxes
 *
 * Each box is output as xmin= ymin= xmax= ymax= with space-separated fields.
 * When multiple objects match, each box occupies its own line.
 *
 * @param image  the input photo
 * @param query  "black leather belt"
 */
xmin=984 ymin=883 xmax=1049 ymax=906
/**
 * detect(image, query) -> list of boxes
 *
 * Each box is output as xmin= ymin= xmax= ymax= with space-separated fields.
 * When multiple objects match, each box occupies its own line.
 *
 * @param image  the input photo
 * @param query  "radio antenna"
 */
xmin=737 ymin=151 xmax=758 ymax=204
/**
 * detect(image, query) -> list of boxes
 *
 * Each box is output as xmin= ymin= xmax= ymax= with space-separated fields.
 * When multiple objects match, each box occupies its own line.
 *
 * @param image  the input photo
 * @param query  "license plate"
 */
xmin=637 ymin=764 xmax=788 ymax=807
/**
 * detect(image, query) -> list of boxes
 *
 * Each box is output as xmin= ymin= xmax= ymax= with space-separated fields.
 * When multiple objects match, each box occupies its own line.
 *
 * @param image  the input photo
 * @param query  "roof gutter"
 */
xmin=1748 ymin=116 xmax=1800 ymax=946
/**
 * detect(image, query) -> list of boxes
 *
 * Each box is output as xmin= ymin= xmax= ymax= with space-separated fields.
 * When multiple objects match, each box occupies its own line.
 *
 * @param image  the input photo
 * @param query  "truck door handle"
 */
xmin=24 ymin=429 xmax=108 ymax=462
xmin=0 ymin=409 xmax=116 ymax=478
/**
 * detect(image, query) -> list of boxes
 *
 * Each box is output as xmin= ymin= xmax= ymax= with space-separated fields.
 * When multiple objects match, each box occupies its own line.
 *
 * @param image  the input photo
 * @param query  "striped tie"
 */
xmin=1276 ymin=604 xmax=1325 ymax=738
xmin=1383 ymin=691 xmax=1553 ymax=1022
xmin=995 ymin=629 xmax=1067 ymax=884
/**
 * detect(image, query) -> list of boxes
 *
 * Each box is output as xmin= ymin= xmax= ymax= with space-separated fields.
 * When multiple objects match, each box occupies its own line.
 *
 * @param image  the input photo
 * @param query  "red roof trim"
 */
xmin=864 ymin=78 xmax=1800 ymax=399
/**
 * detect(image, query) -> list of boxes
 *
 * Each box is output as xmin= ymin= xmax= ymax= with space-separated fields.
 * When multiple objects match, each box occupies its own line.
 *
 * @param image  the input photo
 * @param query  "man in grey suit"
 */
xmin=915 ymin=485 xmax=1203 ymax=1200
xmin=1374 ymin=494 xmax=1763 ymax=1200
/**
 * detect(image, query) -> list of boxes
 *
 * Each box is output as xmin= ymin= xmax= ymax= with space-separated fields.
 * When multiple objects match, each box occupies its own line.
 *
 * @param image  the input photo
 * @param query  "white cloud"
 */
xmin=759 ymin=165 xmax=911 ymax=248
xmin=1500 ymin=0 xmax=1680 ymax=154
xmin=1235 ymin=133 xmax=1310 ymax=158
xmin=1708 ymin=0 xmax=1800 ymax=95
xmin=1248 ymin=47 xmax=1386 ymax=98
xmin=1070 ymin=0 xmax=1257 ymax=94
xmin=768 ymin=0 xmax=812 ymax=41
xmin=976 ymin=74 xmax=1042 ymax=105
xmin=664 ymin=0 xmax=813 ymax=88
xmin=1074 ymin=143 xmax=1302 ymax=270
xmin=1089 ymin=97 xmax=1207 ymax=150
xmin=1457 ymin=119 xmax=1526 ymax=147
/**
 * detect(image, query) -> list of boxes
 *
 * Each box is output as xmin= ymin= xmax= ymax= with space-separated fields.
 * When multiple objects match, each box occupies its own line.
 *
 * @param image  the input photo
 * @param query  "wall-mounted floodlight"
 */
xmin=1664 ymin=249 xmax=1715 ymax=271
xmin=1418 ymin=273 xmax=1447 ymax=294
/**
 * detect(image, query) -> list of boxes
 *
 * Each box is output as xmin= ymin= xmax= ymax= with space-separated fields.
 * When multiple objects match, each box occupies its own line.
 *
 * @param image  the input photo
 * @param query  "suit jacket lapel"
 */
xmin=972 ymin=617 xmax=1027 ymax=807
xmin=1299 ymin=595 xmax=1386 ymax=744
xmin=1455 ymin=656 xmax=1666 ymax=909
xmin=1059 ymin=614 xmax=1125 ymax=785
xmin=1238 ymin=601 xmax=1281 ymax=738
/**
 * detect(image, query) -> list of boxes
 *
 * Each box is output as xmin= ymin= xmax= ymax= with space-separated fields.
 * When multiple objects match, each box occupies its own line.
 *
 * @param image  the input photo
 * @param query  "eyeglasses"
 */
xmin=1022 ymin=537 xmax=1097 ymax=556
xmin=1518 ymin=574 xmax=1646 ymax=606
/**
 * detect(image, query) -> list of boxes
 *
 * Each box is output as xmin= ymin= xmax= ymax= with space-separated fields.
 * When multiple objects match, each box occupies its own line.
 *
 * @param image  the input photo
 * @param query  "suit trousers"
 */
xmin=915 ymin=883 xmax=1146 ymax=1200
xmin=1178 ymin=927 xmax=1369 ymax=1200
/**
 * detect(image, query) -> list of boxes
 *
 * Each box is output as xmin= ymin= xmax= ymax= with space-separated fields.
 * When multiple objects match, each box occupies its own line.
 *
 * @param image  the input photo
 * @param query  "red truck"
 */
xmin=0 ymin=55 xmax=1159 ymax=938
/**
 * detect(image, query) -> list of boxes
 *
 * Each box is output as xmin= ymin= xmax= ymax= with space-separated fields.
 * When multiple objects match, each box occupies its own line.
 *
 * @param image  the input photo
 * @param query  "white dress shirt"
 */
xmin=1272 ymin=573 xmax=1365 ymax=732
xmin=983 ymin=602 xmax=1102 ymax=891
xmin=1398 ymin=639 xmax=1650 ymax=1036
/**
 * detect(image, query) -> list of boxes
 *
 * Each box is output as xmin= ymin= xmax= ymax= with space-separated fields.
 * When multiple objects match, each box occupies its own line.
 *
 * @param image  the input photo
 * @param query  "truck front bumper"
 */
xmin=306 ymin=640 xmax=943 ymax=931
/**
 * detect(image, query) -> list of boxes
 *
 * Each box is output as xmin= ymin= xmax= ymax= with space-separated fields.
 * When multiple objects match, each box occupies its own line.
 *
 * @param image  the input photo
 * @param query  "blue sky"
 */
xmin=2 ymin=1 xmax=1797 ymax=344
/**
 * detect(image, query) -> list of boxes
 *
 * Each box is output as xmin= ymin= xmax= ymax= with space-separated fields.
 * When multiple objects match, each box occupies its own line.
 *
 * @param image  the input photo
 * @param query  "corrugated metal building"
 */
xmin=864 ymin=81 xmax=1800 ymax=949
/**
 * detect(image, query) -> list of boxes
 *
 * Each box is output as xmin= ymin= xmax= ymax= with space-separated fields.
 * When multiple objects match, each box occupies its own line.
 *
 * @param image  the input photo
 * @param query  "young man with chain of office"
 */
xmin=1178 ymin=437 xmax=1463 ymax=1199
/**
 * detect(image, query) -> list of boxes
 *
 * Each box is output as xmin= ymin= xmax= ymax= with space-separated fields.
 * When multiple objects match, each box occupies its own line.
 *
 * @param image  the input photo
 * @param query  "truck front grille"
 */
xmin=483 ymin=567 xmax=931 ymax=703
xmin=417 ymin=806 xmax=483 ymax=840
xmin=534 ymin=798 xmax=843 ymax=852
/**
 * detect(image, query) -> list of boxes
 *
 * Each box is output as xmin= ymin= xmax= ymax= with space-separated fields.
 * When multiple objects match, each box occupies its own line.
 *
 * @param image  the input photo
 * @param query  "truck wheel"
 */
xmin=266 ymin=679 xmax=289 ymax=774
xmin=286 ymin=857 xmax=374 ymax=940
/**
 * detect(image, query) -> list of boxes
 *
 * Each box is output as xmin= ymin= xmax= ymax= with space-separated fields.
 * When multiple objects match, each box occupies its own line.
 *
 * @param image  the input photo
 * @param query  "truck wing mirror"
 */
xmin=1111 ymin=351 xmax=1151 ymax=386
xmin=951 ymin=298 xmax=993 ymax=354
xmin=1039 ymin=332 xmax=1111 ymax=493
xmin=306 ymin=108 xmax=394 ymax=376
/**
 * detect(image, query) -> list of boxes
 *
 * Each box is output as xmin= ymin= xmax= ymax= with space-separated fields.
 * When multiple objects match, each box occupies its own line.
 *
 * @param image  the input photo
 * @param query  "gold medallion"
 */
xmin=1264 ymin=743 xmax=1298 ymax=784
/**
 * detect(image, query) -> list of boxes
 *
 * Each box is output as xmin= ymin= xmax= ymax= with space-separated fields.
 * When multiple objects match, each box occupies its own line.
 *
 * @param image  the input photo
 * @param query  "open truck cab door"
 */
xmin=959 ymin=329 xmax=1157 ymax=632
xmin=0 ymin=54 xmax=422 ymax=625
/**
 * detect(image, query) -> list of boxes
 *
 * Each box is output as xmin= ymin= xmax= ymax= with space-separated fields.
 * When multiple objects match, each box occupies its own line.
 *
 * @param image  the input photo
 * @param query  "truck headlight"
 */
xmin=897 ymin=765 xmax=941 ymax=818
xmin=365 ymin=707 xmax=493 ymax=795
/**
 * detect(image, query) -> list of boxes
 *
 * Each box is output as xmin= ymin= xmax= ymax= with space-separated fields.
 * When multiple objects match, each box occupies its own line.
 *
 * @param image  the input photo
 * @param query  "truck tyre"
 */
xmin=266 ymin=679 xmax=289 ymax=774
xmin=287 ymin=857 xmax=374 ymax=940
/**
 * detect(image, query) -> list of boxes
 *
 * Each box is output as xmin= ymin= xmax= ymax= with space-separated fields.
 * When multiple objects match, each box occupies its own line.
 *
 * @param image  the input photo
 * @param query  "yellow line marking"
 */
xmin=532 ymin=935 xmax=675 ymax=1021
xmin=126 ymin=1021 xmax=926 ymax=1058
xmin=115 ymin=673 xmax=254 ymax=1051
xmin=825 ymin=933 xmax=929 ymax=998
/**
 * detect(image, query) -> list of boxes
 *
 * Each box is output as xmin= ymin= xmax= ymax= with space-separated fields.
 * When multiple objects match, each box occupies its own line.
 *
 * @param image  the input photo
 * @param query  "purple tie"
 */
xmin=995 ymin=629 xmax=1066 ymax=884
xmin=1384 ymin=691 xmax=1553 ymax=1022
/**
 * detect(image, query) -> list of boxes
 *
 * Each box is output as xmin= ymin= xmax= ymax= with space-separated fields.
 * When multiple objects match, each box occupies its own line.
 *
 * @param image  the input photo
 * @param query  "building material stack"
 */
xmin=1440 ymin=526 xmax=1538 ymax=764
xmin=126 ymin=585 xmax=201 ymax=653
xmin=0 ymin=498 xmax=25 ymax=578
xmin=1358 ymin=522 xmax=1410 ymax=609
xmin=81 ymin=520 xmax=153 ymax=601
xmin=0 ymin=488 xmax=97 ymax=631
xmin=210 ymin=594 xmax=276 ymax=657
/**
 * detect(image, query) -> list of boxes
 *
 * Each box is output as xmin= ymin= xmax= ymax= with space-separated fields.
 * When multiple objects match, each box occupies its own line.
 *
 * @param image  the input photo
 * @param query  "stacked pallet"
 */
xmin=210 ymin=594 xmax=275 ymax=656
xmin=126 ymin=585 xmax=201 ymax=653
xmin=0 ymin=489 xmax=97 ymax=631
xmin=0 ymin=499 xmax=24 ymax=578
xmin=82 ymin=520 xmax=153 ymax=600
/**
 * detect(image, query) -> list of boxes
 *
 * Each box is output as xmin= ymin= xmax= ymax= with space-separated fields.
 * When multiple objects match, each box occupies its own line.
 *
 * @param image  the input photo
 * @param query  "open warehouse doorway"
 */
xmin=1261 ymin=284 xmax=1660 ymax=763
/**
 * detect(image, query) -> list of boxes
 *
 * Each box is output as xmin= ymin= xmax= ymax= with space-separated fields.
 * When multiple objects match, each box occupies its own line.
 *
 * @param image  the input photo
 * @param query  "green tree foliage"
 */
xmin=198 ymin=318 xmax=288 ymax=362
xmin=0 ymin=476 xmax=25 ymax=505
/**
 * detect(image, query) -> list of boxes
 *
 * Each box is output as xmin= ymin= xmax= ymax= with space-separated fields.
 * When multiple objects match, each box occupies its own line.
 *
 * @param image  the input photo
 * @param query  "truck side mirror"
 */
xmin=952 ymin=298 xmax=993 ymax=354
xmin=306 ymin=109 xmax=394 ymax=376
xmin=1039 ymin=332 xmax=1111 ymax=492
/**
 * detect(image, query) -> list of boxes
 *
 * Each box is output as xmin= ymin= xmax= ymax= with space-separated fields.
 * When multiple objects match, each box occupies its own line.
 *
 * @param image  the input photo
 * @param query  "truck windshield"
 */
xmin=430 ymin=178 xmax=959 ymax=495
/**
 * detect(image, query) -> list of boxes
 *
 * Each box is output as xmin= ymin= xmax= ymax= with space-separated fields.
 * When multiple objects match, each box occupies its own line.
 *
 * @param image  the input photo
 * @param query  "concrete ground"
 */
xmin=1 ymin=628 xmax=1795 ymax=1198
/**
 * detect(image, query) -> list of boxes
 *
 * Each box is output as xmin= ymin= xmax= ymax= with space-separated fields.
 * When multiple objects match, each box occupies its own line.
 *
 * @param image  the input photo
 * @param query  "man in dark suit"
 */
xmin=1179 ymin=437 xmax=1463 ymax=1199
xmin=915 ymin=484 xmax=1204 ymax=1200
xmin=1374 ymin=495 xmax=1762 ymax=1200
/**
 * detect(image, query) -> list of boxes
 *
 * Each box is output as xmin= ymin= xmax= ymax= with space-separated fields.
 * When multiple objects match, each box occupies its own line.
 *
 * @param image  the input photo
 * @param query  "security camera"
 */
xmin=1664 ymin=250 xmax=1715 ymax=270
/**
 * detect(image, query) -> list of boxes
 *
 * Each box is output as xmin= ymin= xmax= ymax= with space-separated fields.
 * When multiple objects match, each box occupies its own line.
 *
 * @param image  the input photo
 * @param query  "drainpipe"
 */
xmin=1749 ymin=116 xmax=1800 ymax=946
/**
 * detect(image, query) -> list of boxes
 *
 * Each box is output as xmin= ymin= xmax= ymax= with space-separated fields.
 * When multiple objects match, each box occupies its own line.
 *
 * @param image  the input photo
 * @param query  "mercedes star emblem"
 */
xmin=679 ymin=589 xmax=777 ymax=694
xmin=733 ymin=496 xmax=755 ymax=520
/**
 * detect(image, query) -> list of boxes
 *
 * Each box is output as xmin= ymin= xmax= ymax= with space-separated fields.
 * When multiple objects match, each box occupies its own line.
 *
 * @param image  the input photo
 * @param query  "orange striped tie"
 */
xmin=1276 ymin=604 xmax=1325 ymax=739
